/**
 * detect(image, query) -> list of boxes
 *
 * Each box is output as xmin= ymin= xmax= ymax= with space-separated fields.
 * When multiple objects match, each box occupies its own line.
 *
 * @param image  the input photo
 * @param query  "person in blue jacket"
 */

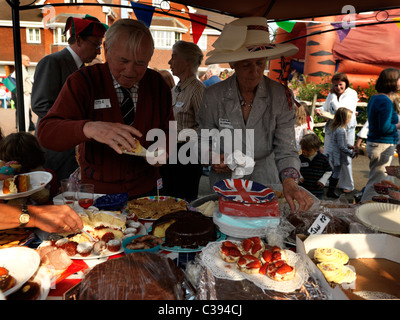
xmin=361 ymin=68 xmax=400 ymax=202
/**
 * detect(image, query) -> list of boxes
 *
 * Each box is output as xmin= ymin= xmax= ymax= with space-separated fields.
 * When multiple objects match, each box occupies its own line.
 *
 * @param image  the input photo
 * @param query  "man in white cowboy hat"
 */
xmin=198 ymin=17 xmax=314 ymax=213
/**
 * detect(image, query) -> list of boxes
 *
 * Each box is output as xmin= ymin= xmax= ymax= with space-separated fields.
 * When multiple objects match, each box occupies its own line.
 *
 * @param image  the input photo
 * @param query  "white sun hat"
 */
xmin=205 ymin=17 xmax=298 ymax=65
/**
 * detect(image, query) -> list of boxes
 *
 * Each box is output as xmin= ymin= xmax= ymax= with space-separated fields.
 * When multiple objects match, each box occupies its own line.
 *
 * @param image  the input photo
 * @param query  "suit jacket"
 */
xmin=31 ymin=47 xmax=79 ymax=181
xmin=198 ymin=74 xmax=299 ymax=186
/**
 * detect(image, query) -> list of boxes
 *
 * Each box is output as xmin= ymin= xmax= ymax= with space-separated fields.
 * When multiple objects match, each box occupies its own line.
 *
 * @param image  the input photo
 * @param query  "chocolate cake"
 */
xmin=78 ymin=252 xmax=185 ymax=300
xmin=151 ymin=210 xmax=216 ymax=249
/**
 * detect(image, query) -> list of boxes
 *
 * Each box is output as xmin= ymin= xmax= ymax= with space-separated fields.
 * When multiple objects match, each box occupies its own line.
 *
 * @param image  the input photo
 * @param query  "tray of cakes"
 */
xmin=200 ymin=237 xmax=308 ymax=293
xmin=38 ymin=209 xmax=146 ymax=260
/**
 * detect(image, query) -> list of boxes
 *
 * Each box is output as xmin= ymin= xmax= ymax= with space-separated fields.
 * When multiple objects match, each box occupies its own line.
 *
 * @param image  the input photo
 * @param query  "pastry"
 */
xmin=77 ymin=242 xmax=93 ymax=257
xmin=240 ymin=237 xmax=265 ymax=258
xmin=236 ymin=254 xmax=262 ymax=274
xmin=219 ymin=241 xmax=243 ymax=263
xmin=107 ymin=239 xmax=121 ymax=252
xmin=265 ymin=259 xmax=296 ymax=281
xmin=317 ymin=262 xmax=356 ymax=284
xmin=0 ymin=267 xmax=16 ymax=292
xmin=314 ymin=247 xmax=349 ymax=265
xmin=2 ymin=174 xmax=30 ymax=194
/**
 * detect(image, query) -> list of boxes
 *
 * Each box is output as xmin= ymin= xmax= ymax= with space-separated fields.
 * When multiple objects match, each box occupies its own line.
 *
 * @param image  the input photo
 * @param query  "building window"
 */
xmin=196 ymin=34 xmax=207 ymax=50
xmin=26 ymin=28 xmax=41 ymax=44
xmin=152 ymin=0 xmax=170 ymax=10
xmin=54 ymin=27 xmax=68 ymax=45
xmin=151 ymin=30 xmax=181 ymax=49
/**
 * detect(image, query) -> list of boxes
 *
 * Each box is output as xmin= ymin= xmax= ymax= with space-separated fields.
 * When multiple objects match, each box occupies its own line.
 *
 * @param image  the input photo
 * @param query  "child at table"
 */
xmin=295 ymin=102 xmax=313 ymax=152
xmin=326 ymin=107 xmax=356 ymax=198
xmin=0 ymin=132 xmax=59 ymax=203
xmin=299 ymin=133 xmax=332 ymax=199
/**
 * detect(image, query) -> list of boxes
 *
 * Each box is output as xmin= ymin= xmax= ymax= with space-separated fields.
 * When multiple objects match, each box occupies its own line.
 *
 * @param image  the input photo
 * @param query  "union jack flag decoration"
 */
xmin=213 ymin=179 xmax=275 ymax=203
xmin=246 ymin=44 xmax=276 ymax=53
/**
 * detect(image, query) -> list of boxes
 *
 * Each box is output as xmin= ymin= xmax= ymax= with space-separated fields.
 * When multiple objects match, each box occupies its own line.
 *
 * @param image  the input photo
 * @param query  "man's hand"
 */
xmin=83 ymin=121 xmax=143 ymax=154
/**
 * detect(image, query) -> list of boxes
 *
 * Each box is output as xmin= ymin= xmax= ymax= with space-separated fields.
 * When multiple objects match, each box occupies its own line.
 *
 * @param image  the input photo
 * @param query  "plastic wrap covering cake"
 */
xmin=78 ymin=252 xmax=186 ymax=300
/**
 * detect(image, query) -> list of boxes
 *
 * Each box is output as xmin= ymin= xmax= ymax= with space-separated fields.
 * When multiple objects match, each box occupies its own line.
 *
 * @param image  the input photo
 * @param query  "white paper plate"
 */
xmin=319 ymin=110 xmax=334 ymax=120
xmin=0 ymin=171 xmax=53 ymax=200
xmin=0 ymin=247 xmax=40 ymax=296
xmin=355 ymin=202 xmax=400 ymax=235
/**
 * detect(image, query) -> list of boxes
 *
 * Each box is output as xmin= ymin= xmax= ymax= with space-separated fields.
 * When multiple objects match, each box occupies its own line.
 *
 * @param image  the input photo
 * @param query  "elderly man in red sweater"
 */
xmin=37 ymin=19 xmax=174 ymax=198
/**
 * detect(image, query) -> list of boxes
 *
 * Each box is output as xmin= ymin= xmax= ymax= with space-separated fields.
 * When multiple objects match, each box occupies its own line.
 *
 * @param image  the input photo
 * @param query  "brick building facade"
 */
xmin=0 ymin=0 xmax=232 ymax=80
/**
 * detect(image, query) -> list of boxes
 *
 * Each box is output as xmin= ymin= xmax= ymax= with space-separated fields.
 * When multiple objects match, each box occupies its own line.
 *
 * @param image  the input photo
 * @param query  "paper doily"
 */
xmin=200 ymin=241 xmax=308 ymax=293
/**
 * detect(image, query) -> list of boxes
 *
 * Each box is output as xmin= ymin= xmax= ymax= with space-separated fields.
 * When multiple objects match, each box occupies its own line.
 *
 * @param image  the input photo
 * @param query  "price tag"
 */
xmin=307 ymin=213 xmax=331 ymax=235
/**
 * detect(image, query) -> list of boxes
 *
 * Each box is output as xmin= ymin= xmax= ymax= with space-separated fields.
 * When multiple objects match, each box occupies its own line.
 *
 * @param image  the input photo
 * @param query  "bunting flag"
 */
xmin=130 ymin=1 xmax=155 ymax=27
xmin=189 ymin=13 xmax=207 ymax=44
xmin=276 ymin=21 xmax=296 ymax=33
xmin=331 ymin=22 xmax=351 ymax=42
xmin=1 ymin=76 xmax=16 ymax=93
xmin=394 ymin=17 xmax=400 ymax=30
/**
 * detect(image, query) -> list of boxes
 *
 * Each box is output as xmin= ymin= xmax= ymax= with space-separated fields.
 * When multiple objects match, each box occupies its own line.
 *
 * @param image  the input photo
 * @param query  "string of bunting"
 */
xmin=130 ymin=1 xmax=208 ymax=44
xmin=275 ymin=12 xmax=400 ymax=44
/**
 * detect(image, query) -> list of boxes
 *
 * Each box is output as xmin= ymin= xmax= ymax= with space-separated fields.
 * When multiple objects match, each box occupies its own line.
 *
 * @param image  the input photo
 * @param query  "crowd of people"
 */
xmin=1 ymin=15 xmax=400 ymax=232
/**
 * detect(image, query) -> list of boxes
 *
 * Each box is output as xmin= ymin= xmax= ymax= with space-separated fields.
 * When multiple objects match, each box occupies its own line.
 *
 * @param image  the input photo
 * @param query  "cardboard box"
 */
xmin=296 ymin=234 xmax=400 ymax=300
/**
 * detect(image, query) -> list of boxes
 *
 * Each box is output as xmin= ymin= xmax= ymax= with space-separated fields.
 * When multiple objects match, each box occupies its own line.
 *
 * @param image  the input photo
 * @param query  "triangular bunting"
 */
xmin=276 ymin=21 xmax=296 ymax=33
xmin=331 ymin=22 xmax=351 ymax=42
xmin=130 ymin=1 xmax=155 ymax=27
xmin=189 ymin=13 xmax=207 ymax=44
xmin=394 ymin=17 xmax=400 ymax=30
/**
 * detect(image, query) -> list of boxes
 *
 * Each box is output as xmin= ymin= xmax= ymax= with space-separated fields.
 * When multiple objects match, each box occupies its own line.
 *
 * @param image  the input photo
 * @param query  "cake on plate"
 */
xmin=151 ymin=210 xmax=216 ymax=249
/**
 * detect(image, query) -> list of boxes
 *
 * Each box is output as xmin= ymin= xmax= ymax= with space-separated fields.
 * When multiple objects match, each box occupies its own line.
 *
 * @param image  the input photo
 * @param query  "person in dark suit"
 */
xmin=31 ymin=15 xmax=107 ymax=182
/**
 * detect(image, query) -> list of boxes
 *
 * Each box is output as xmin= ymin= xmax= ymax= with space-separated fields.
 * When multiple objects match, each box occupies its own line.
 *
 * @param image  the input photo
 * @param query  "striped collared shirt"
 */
xmin=112 ymin=74 xmax=139 ymax=112
xmin=172 ymin=75 xmax=205 ymax=136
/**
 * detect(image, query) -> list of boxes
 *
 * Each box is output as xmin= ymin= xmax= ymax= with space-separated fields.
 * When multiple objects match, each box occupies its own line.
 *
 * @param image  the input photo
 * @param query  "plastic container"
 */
xmin=94 ymin=193 xmax=128 ymax=211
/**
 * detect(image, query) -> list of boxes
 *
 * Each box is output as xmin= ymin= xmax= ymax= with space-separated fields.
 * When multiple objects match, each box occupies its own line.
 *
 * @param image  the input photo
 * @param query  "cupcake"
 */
xmin=77 ymin=242 xmax=93 ymax=257
xmin=123 ymin=227 xmax=138 ymax=235
xmin=63 ymin=241 xmax=78 ymax=256
xmin=101 ymin=232 xmax=115 ymax=243
xmin=107 ymin=239 xmax=121 ymax=252
xmin=54 ymin=238 xmax=69 ymax=249
xmin=126 ymin=220 xmax=142 ymax=229
xmin=93 ymin=240 xmax=107 ymax=255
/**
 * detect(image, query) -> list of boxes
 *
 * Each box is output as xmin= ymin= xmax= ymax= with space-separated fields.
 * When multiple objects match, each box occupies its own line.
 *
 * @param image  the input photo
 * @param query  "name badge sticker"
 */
xmin=219 ymin=118 xmax=234 ymax=129
xmin=301 ymin=162 xmax=309 ymax=167
xmin=94 ymin=99 xmax=112 ymax=109
xmin=175 ymin=102 xmax=184 ymax=108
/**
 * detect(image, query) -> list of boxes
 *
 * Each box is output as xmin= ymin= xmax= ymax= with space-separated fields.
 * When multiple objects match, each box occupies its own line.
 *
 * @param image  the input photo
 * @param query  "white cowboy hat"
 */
xmin=205 ymin=17 xmax=298 ymax=65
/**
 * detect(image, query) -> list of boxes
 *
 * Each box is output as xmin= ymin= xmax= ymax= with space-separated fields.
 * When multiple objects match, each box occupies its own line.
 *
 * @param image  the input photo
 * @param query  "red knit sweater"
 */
xmin=38 ymin=63 xmax=174 ymax=197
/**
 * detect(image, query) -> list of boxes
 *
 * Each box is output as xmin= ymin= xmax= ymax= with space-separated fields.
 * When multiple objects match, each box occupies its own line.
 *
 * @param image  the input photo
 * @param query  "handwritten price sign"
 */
xmin=308 ymin=213 xmax=331 ymax=235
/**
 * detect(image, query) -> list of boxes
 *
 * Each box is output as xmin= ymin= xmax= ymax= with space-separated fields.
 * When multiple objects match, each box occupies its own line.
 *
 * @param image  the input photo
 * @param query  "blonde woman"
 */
xmin=326 ymin=107 xmax=356 ymax=198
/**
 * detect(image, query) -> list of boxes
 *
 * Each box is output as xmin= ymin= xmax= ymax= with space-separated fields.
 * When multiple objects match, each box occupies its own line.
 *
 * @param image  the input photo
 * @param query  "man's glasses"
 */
xmin=86 ymin=39 xmax=103 ymax=50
